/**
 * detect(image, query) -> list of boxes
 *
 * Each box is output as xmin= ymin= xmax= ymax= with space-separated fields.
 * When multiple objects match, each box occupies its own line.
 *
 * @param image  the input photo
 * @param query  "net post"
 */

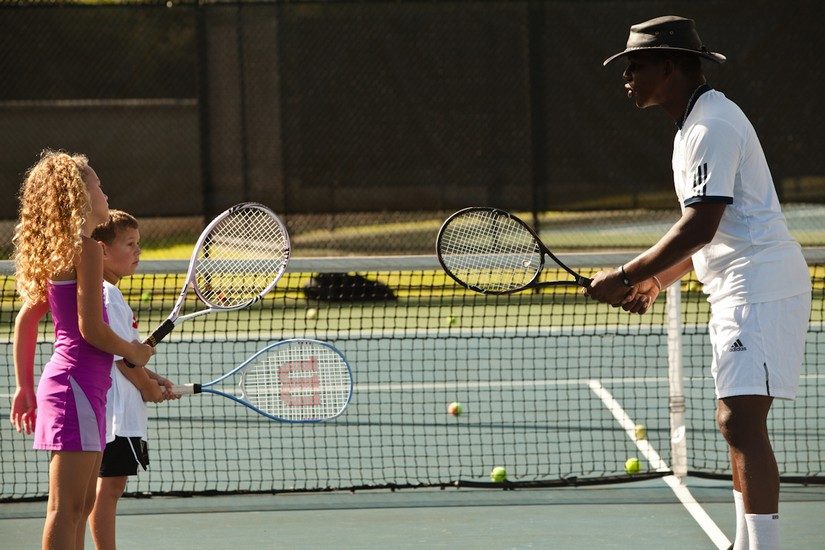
xmin=666 ymin=281 xmax=688 ymax=480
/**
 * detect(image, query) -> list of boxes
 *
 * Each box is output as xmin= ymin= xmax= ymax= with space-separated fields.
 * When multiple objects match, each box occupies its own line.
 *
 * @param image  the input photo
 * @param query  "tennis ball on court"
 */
xmin=625 ymin=457 xmax=641 ymax=475
xmin=634 ymin=424 xmax=647 ymax=441
xmin=490 ymin=466 xmax=507 ymax=482
xmin=141 ymin=291 xmax=152 ymax=302
xmin=306 ymin=307 xmax=318 ymax=320
xmin=447 ymin=402 xmax=464 ymax=416
xmin=445 ymin=315 xmax=458 ymax=326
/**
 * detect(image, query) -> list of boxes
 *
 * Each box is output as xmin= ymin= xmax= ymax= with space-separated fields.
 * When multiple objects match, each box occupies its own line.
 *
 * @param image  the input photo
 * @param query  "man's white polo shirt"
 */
xmin=672 ymin=87 xmax=810 ymax=306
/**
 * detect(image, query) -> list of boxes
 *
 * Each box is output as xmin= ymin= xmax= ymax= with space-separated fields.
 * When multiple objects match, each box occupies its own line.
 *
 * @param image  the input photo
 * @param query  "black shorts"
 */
xmin=99 ymin=436 xmax=149 ymax=477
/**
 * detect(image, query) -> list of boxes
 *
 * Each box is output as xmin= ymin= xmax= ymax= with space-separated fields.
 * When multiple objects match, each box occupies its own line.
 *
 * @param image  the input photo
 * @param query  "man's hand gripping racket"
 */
xmin=437 ymin=207 xmax=591 ymax=294
xmin=125 ymin=202 xmax=289 ymax=367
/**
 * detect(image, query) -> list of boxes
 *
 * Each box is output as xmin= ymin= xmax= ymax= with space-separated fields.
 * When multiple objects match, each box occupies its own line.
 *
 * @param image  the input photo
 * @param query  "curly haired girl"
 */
xmin=11 ymin=150 xmax=155 ymax=549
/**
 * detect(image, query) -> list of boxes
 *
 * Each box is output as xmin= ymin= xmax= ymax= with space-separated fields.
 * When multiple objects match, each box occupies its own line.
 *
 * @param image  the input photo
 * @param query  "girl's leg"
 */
xmin=77 ymin=452 xmax=103 ymax=549
xmin=43 ymin=451 xmax=102 ymax=550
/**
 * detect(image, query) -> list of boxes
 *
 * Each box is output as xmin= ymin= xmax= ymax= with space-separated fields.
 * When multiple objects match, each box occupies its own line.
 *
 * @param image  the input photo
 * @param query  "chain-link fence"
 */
xmin=2 ymin=1 xmax=823 ymax=257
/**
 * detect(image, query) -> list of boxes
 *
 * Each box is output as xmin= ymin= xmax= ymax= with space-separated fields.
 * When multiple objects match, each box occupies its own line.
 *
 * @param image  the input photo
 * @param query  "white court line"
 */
xmin=0 ymin=377 xmax=668 ymax=400
xmin=354 ymin=377 xmax=667 ymax=393
xmin=587 ymin=379 xmax=731 ymax=550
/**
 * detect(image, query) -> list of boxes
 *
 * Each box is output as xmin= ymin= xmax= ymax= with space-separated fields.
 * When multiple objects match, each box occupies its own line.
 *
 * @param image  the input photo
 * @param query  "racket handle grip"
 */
xmin=122 ymin=320 xmax=175 ymax=368
xmin=146 ymin=319 xmax=176 ymax=347
xmin=170 ymin=383 xmax=202 ymax=395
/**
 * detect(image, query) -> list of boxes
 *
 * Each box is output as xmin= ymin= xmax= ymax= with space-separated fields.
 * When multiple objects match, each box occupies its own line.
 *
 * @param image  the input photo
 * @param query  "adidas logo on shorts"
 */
xmin=729 ymin=339 xmax=747 ymax=352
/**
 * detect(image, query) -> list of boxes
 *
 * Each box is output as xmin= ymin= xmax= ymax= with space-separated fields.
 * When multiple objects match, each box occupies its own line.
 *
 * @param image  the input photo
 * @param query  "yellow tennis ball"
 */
xmin=634 ymin=424 xmax=647 ymax=441
xmin=490 ymin=466 xmax=507 ymax=482
xmin=306 ymin=308 xmax=318 ymax=320
xmin=445 ymin=315 xmax=458 ymax=326
xmin=447 ymin=402 xmax=464 ymax=416
xmin=141 ymin=291 xmax=152 ymax=302
xmin=625 ymin=457 xmax=641 ymax=475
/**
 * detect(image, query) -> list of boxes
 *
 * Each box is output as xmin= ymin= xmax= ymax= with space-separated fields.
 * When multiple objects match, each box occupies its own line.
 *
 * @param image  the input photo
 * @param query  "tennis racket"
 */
xmin=170 ymin=339 xmax=353 ymax=422
xmin=436 ymin=206 xmax=591 ymax=294
xmin=125 ymin=202 xmax=289 ymax=367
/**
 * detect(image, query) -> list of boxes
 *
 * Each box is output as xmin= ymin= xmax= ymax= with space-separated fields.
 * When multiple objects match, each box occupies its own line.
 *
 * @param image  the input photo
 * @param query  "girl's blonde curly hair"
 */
xmin=13 ymin=150 xmax=92 ymax=305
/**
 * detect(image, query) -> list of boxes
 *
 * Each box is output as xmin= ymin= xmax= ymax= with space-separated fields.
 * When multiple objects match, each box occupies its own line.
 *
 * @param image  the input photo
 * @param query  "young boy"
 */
xmin=88 ymin=210 xmax=177 ymax=549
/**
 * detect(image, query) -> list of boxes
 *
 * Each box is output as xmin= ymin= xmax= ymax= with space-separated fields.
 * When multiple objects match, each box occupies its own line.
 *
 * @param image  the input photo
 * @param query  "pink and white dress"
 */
xmin=34 ymin=280 xmax=114 ymax=452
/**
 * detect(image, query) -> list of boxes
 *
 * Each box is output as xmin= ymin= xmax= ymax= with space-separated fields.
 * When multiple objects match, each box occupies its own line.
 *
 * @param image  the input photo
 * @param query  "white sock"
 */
xmin=745 ymin=513 xmax=779 ymax=550
xmin=732 ymin=490 xmax=748 ymax=550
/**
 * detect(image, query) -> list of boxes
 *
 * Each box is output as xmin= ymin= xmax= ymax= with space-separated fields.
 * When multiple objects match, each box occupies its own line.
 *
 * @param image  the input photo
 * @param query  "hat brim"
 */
xmin=603 ymin=46 xmax=726 ymax=66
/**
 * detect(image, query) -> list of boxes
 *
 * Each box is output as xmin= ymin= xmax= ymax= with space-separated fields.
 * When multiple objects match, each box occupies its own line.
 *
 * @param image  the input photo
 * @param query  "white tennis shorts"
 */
xmin=709 ymin=292 xmax=811 ymax=400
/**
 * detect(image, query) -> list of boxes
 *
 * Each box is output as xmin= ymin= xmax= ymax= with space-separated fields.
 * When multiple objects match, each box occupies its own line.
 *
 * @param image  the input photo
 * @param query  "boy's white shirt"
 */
xmin=104 ymin=280 xmax=150 ymax=442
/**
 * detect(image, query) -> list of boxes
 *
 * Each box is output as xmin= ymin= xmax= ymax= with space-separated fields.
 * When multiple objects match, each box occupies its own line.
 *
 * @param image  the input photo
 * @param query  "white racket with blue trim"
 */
xmin=171 ymin=339 xmax=353 ymax=423
xmin=124 ymin=202 xmax=290 ymax=367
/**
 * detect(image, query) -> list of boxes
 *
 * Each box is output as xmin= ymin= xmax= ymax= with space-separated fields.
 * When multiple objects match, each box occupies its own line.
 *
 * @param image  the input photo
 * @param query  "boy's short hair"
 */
xmin=92 ymin=209 xmax=139 ymax=245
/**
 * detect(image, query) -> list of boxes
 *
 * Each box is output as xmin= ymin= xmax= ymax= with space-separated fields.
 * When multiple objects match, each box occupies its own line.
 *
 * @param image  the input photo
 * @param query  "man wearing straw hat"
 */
xmin=585 ymin=15 xmax=811 ymax=550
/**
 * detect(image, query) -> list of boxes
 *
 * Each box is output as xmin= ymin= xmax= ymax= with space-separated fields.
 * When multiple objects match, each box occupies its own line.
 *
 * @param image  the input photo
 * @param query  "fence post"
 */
xmin=527 ymin=1 xmax=546 ymax=231
xmin=197 ymin=1 xmax=215 ymax=220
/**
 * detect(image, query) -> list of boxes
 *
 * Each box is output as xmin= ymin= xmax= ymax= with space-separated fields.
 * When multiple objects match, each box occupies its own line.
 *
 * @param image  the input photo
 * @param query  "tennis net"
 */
xmin=1 ymin=251 xmax=823 ymax=501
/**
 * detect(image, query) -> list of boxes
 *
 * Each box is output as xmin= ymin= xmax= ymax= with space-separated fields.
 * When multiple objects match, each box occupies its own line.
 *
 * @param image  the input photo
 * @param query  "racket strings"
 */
xmin=240 ymin=344 xmax=351 ymax=421
xmin=439 ymin=210 xmax=541 ymax=292
xmin=196 ymin=207 xmax=289 ymax=307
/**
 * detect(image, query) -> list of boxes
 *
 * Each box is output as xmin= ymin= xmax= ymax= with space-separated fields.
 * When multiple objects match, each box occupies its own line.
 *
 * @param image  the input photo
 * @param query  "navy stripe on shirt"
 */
xmin=683 ymin=195 xmax=733 ymax=207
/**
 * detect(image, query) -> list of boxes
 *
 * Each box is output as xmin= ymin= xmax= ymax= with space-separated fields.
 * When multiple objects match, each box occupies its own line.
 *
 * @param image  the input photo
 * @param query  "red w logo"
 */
xmin=279 ymin=357 xmax=321 ymax=407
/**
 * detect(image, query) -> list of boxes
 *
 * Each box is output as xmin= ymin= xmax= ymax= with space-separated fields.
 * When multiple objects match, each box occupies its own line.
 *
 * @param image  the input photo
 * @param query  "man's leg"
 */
xmin=717 ymin=395 xmax=778 ymax=549
xmin=717 ymin=395 xmax=777 ymax=511
xmin=730 ymin=449 xmax=748 ymax=549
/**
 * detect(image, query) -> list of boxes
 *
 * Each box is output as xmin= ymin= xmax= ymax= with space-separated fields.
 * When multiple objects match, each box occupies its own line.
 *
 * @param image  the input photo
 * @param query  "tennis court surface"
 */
xmin=2 ymin=253 xmax=823 ymax=547
xmin=2 ymin=479 xmax=824 ymax=548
